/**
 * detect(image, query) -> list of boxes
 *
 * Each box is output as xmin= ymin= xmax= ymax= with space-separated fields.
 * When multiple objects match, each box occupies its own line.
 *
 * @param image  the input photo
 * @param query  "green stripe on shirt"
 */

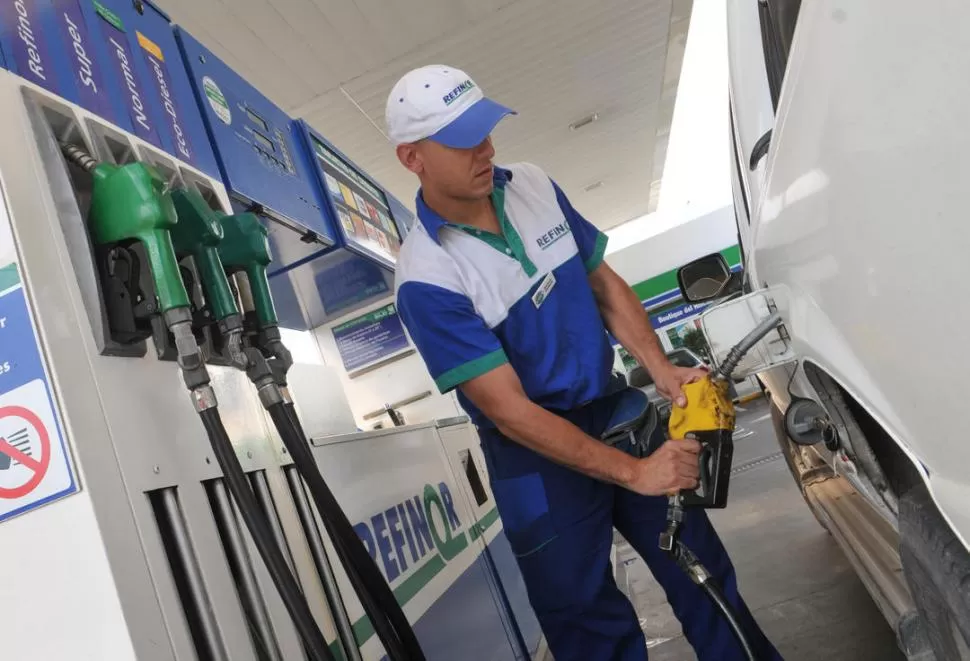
xmin=435 ymin=349 xmax=509 ymax=393
xmin=585 ymin=231 xmax=609 ymax=273
xmin=446 ymin=186 xmax=538 ymax=277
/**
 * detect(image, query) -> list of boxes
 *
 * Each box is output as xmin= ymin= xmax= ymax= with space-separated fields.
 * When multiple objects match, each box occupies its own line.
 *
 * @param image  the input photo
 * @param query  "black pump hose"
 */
xmin=198 ymin=406 xmax=336 ymax=661
xmin=274 ymin=401 xmax=423 ymax=660
xmin=267 ymin=400 xmax=426 ymax=661
xmin=666 ymin=536 xmax=757 ymax=661
xmin=700 ymin=579 xmax=757 ymax=661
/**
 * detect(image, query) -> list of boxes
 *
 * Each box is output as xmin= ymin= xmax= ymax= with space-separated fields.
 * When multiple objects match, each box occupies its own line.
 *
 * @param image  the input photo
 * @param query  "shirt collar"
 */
xmin=416 ymin=166 xmax=513 ymax=245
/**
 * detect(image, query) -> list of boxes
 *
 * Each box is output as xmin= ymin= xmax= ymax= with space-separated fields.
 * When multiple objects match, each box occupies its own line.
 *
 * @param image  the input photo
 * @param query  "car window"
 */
xmin=627 ymin=351 xmax=699 ymax=388
xmin=628 ymin=366 xmax=654 ymax=388
xmin=667 ymin=349 xmax=700 ymax=369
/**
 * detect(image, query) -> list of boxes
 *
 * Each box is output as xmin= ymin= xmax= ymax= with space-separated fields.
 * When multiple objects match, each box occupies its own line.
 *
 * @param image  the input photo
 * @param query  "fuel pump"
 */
xmin=102 ymin=167 xmax=425 ymax=660
xmin=60 ymin=144 xmax=336 ymax=661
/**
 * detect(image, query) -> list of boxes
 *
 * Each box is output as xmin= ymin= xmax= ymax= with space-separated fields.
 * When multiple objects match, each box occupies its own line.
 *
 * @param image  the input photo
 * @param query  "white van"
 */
xmin=678 ymin=1 xmax=970 ymax=659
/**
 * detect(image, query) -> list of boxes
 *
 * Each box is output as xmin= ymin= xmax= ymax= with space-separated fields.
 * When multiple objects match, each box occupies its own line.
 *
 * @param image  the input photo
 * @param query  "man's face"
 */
xmin=397 ymin=137 xmax=496 ymax=201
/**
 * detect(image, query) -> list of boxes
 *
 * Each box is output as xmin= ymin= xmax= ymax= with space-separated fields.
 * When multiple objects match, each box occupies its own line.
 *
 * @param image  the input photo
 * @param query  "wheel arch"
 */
xmin=800 ymin=360 xmax=924 ymax=504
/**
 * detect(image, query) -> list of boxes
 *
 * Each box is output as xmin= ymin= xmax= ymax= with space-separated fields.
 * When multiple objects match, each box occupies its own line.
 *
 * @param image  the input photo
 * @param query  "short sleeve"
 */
xmin=551 ymin=179 xmax=608 ymax=272
xmin=397 ymin=281 xmax=508 ymax=393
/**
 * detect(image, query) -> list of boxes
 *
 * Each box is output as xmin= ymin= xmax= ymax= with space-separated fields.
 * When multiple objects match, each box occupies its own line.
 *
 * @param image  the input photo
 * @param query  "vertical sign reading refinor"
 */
xmin=93 ymin=0 xmax=160 ymax=146
xmin=1 ymin=0 xmax=54 ymax=88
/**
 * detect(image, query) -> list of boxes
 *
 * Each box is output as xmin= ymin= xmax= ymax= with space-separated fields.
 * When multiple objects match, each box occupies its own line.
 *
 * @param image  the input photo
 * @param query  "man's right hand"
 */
xmin=626 ymin=438 xmax=702 ymax=496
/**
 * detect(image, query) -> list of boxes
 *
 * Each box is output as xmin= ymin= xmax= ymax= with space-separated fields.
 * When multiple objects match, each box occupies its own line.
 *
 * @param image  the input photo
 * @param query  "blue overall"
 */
xmin=478 ymin=392 xmax=783 ymax=661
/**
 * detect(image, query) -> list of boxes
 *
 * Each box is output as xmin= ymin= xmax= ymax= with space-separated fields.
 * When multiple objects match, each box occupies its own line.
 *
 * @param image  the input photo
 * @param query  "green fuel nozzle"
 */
xmin=61 ymin=144 xmax=209 ymax=388
xmin=217 ymin=213 xmax=292 ymax=380
xmin=62 ymin=144 xmax=190 ymax=316
xmin=169 ymin=189 xmax=238 ymax=323
xmin=217 ymin=213 xmax=277 ymax=328
xmin=169 ymin=188 xmax=248 ymax=369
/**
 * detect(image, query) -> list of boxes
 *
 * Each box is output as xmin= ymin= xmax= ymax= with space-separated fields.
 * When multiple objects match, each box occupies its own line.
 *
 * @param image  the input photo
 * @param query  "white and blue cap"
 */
xmin=386 ymin=65 xmax=516 ymax=149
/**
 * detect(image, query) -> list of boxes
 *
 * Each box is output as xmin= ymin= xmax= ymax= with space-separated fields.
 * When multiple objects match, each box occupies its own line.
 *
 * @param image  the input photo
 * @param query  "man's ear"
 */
xmin=396 ymin=143 xmax=423 ymax=175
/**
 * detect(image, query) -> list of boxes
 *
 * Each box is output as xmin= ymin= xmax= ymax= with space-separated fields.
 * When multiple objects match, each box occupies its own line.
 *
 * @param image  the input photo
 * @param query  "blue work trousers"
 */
xmin=478 ymin=398 xmax=782 ymax=661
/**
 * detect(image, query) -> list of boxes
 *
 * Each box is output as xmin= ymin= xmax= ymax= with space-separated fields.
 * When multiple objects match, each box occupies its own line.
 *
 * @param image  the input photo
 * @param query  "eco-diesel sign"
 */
xmin=354 ymin=481 xmax=467 ymax=584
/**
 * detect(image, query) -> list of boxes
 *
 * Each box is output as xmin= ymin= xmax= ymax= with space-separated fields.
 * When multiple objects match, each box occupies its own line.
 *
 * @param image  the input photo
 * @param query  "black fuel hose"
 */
xmin=198 ymin=406 xmax=336 ymax=661
xmin=666 ymin=534 xmax=757 ymax=661
xmin=272 ymin=401 xmax=423 ymax=660
xmin=266 ymin=400 xmax=426 ymax=661
xmin=700 ymin=579 xmax=757 ymax=661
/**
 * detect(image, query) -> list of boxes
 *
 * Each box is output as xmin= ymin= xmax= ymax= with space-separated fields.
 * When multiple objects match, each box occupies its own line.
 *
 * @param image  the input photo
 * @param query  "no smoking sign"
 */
xmin=0 ymin=380 xmax=75 ymax=522
xmin=0 ymin=404 xmax=50 ymax=498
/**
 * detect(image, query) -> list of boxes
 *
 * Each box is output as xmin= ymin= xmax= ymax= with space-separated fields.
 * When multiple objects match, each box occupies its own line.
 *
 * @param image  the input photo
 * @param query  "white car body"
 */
xmin=710 ymin=0 xmax=970 ymax=654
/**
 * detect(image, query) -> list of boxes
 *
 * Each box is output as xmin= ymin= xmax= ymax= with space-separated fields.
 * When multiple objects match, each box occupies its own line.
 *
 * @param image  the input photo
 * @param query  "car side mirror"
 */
xmin=677 ymin=253 xmax=744 ymax=303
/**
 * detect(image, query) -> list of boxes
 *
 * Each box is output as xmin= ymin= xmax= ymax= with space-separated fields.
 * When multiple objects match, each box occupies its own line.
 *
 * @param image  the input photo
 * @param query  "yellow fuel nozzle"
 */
xmin=668 ymin=376 xmax=736 ymax=440
xmin=667 ymin=375 xmax=736 ymax=509
xmin=665 ymin=311 xmax=783 ymax=509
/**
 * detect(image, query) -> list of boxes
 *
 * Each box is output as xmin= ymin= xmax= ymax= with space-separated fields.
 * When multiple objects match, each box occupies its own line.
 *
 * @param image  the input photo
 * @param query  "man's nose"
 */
xmin=474 ymin=136 xmax=495 ymax=159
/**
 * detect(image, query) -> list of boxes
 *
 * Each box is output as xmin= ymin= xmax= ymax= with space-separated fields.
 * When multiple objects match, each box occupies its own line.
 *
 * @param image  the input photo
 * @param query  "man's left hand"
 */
xmin=653 ymin=363 xmax=708 ymax=407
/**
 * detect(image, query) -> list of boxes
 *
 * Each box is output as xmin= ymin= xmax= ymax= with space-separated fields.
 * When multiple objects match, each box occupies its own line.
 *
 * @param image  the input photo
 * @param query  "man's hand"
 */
xmin=653 ymin=363 xmax=709 ymax=407
xmin=626 ymin=438 xmax=702 ymax=496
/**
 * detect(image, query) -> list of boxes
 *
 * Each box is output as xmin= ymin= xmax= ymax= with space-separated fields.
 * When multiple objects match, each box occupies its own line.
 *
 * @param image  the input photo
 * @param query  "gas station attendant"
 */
xmin=387 ymin=65 xmax=782 ymax=661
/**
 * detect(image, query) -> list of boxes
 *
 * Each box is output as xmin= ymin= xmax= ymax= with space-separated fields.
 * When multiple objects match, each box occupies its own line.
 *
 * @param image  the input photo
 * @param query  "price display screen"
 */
xmin=312 ymin=136 xmax=401 ymax=262
xmin=245 ymin=107 xmax=269 ymax=132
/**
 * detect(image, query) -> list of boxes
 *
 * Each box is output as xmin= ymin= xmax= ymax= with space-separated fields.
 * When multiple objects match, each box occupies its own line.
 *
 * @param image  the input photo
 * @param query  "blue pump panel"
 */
xmin=174 ymin=27 xmax=334 ymax=272
xmin=0 ymin=0 xmax=130 ymax=128
xmin=94 ymin=0 xmax=219 ymax=178
xmin=262 ymin=121 xmax=406 ymax=330
xmin=297 ymin=121 xmax=403 ymax=271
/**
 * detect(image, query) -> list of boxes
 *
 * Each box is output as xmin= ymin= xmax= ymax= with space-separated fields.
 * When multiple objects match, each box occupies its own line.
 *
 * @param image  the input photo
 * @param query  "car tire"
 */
xmin=900 ymin=485 xmax=970 ymax=661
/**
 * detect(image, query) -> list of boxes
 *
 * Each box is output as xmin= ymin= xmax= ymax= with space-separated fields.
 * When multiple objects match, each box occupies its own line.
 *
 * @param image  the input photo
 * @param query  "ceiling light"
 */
xmin=569 ymin=113 xmax=599 ymax=131
xmin=583 ymin=181 xmax=604 ymax=192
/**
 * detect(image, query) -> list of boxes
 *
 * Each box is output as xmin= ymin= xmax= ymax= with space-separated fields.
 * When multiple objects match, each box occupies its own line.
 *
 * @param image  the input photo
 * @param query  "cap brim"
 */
xmin=428 ymin=98 xmax=516 ymax=149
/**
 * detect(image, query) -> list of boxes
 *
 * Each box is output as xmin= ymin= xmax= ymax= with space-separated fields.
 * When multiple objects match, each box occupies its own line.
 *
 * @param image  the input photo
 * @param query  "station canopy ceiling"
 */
xmin=161 ymin=0 xmax=691 ymax=230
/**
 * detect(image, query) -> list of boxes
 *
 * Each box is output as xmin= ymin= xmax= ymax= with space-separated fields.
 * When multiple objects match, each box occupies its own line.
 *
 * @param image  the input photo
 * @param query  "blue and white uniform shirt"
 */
xmin=396 ymin=163 xmax=614 ymax=427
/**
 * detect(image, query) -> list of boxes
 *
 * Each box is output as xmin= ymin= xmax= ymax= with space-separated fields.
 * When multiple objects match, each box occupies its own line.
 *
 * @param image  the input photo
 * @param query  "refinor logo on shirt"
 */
xmin=536 ymin=222 xmax=572 ymax=250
